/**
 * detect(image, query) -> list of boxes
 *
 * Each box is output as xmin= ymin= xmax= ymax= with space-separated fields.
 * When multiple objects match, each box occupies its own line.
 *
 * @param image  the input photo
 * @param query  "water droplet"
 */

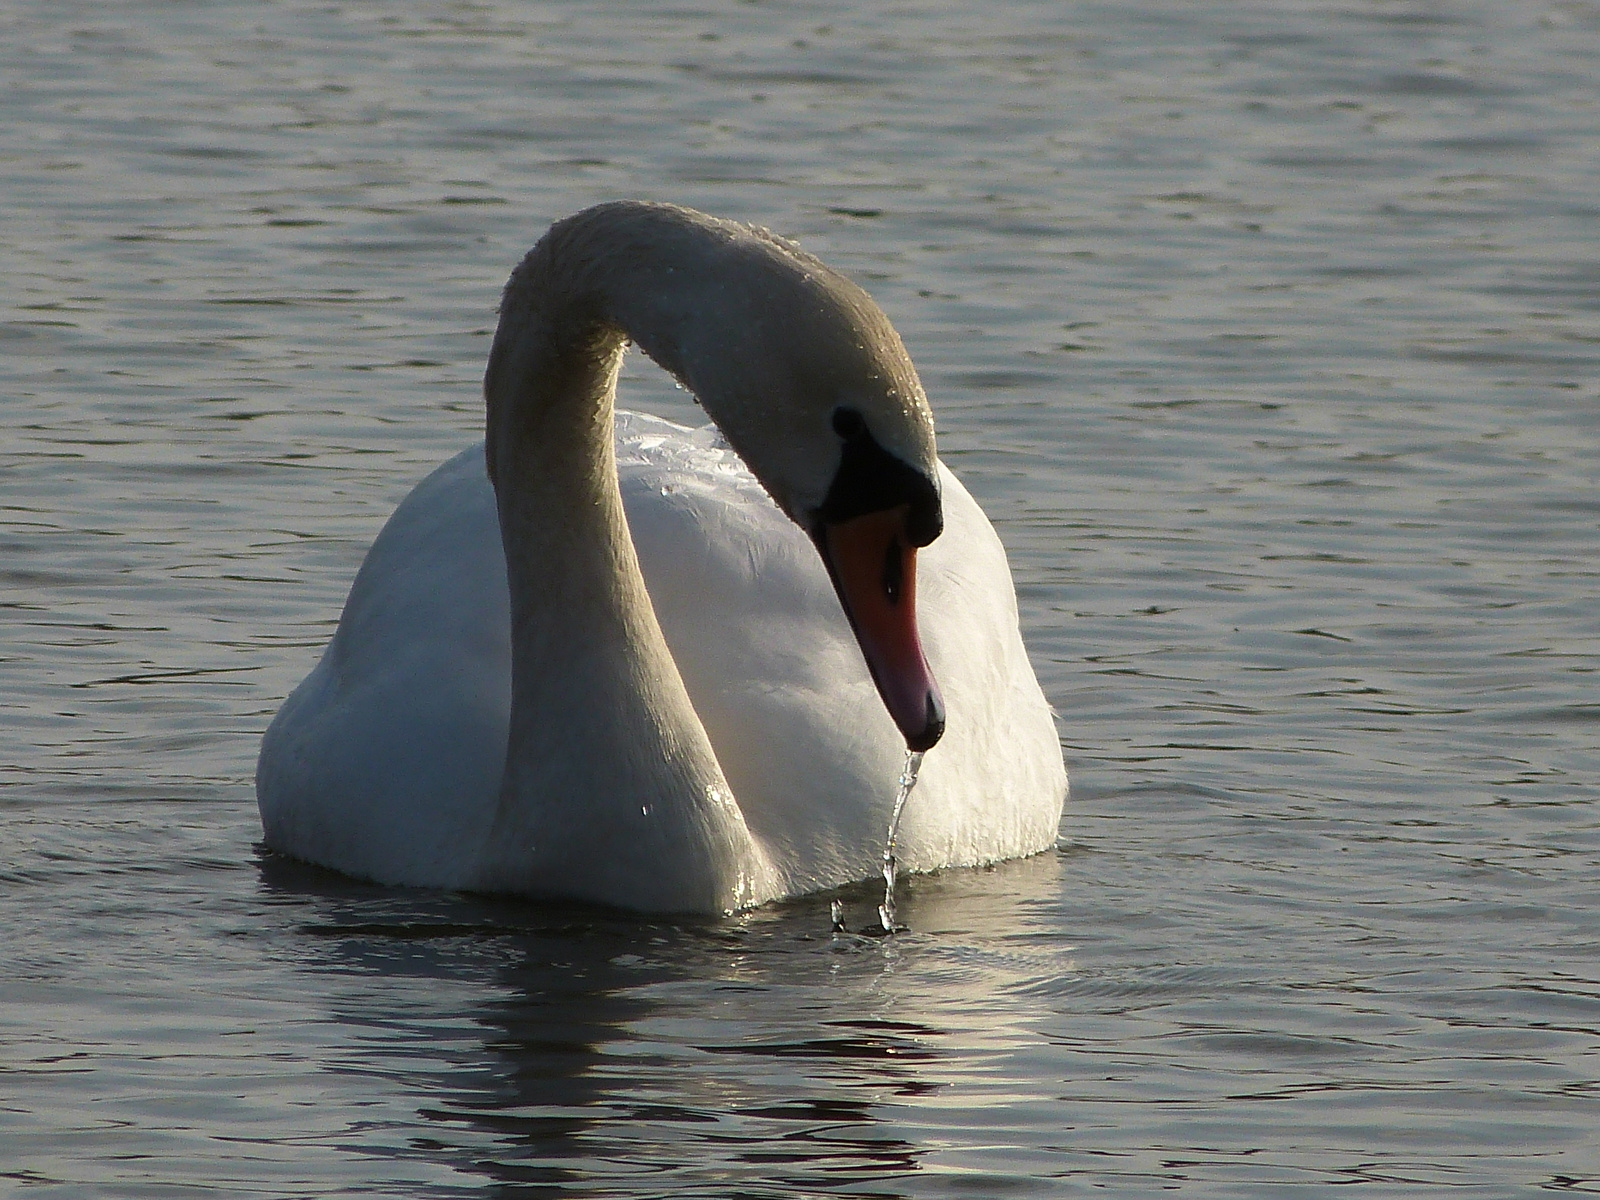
xmin=878 ymin=748 xmax=924 ymax=934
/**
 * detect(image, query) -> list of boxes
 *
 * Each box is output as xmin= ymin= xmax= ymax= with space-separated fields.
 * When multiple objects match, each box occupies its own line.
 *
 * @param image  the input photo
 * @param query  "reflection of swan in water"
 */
xmin=257 ymin=849 xmax=1067 ymax=1193
xmin=257 ymin=201 xmax=1065 ymax=912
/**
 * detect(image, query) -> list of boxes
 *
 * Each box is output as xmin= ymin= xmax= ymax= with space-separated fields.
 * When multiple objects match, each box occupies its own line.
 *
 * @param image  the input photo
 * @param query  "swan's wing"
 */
xmin=616 ymin=413 xmax=1065 ymax=891
xmin=256 ymin=445 xmax=510 ymax=887
xmin=616 ymin=414 xmax=896 ymax=890
xmin=909 ymin=464 xmax=1068 ymax=872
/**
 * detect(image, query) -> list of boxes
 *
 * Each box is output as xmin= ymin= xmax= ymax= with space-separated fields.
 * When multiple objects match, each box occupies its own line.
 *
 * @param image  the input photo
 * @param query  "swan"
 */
xmin=257 ymin=200 xmax=1065 ymax=913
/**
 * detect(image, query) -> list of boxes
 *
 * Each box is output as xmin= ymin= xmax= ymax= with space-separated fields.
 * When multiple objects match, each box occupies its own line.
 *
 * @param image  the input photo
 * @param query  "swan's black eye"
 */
xmin=832 ymin=407 xmax=866 ymax=440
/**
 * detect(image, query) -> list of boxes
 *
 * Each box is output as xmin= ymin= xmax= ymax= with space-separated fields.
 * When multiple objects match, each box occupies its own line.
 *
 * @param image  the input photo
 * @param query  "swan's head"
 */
xmin=602 ymin=206 xmax=947 ymax=750
xmin=803 ymin=403 xmax=946 ymax=754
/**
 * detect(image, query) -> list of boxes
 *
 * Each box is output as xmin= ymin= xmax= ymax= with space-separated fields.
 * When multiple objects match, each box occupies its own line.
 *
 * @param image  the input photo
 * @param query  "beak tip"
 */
xmin=903 ymin=690 xmax=945 ymax=753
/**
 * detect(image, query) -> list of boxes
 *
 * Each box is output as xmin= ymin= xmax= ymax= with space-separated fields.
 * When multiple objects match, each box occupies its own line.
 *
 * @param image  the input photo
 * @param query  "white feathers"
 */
xmin=257 ymin=413 xmax=1065 ymax=908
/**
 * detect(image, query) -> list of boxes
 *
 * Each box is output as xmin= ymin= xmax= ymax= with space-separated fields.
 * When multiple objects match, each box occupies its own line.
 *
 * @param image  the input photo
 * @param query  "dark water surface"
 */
xmin=3 ymin=1 xmax=1598 ymax=1195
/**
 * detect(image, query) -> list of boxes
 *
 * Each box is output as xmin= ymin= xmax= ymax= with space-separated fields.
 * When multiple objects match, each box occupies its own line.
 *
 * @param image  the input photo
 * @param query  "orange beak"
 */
xmin=819 ymin=506 xmax=946 ymax=752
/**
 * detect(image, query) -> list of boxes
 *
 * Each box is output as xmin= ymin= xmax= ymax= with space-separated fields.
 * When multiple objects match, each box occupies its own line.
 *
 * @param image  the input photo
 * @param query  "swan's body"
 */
xmin=257 ymin=202 xmax=1065 ymax=912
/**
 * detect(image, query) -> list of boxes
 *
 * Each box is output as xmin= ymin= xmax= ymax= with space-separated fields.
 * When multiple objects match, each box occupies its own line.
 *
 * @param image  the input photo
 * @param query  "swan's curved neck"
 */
xmin=475 ymin=207 xmax=778 ymax=912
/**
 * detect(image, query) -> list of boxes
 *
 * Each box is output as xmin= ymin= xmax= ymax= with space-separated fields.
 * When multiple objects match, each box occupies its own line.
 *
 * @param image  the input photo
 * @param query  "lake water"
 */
xmin=3 ymin=1 xmax=1597 ymax=1194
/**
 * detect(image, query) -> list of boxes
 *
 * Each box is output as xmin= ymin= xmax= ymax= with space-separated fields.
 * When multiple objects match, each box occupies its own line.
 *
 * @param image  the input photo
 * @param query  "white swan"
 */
xmin=257 ymin=201 xmax=1065 ymax=912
